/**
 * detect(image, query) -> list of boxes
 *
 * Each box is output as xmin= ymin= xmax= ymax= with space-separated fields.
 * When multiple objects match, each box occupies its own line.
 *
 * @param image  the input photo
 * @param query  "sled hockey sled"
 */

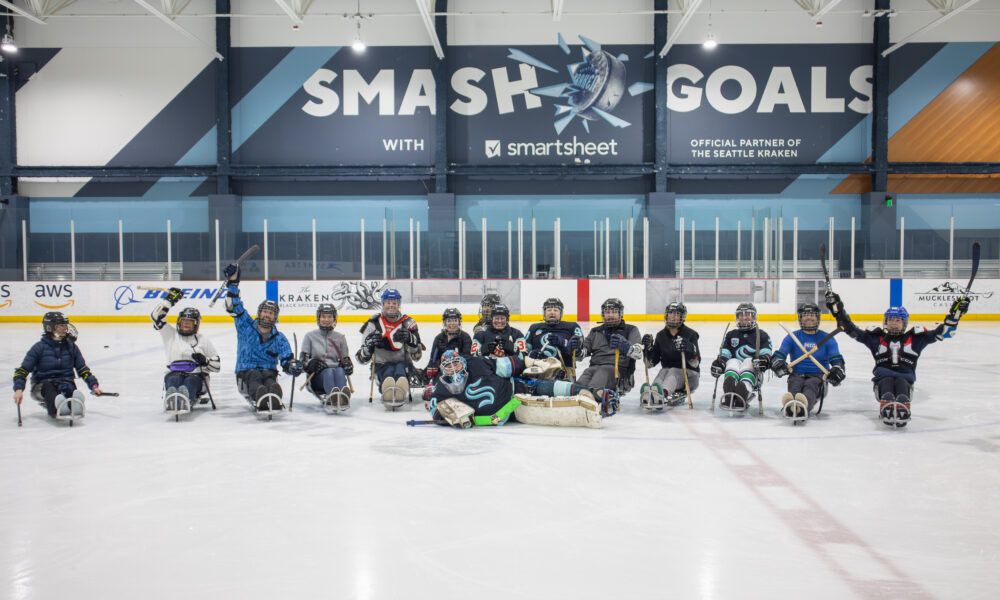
xmin=316 ymin=386 xmax=351 ymax=414
xmin=54 ymin=391 xmax=86 ymax=426
xmin=380 ymin=376 xmax=410 ymax=410
xmin=163 ymin=379 xmax=216 ymax=422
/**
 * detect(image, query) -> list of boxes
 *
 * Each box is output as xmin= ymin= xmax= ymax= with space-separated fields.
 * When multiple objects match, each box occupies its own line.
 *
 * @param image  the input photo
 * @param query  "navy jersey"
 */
xmin=718 ymin=327 xmax=773 ymax=361
xmin=426 ymin=330 xmax=473 ymax=368
xmin=774 ymin=330 xmax=844 ymax=375
xmin=840 ymin=318 xmax=945 ymax=382
xmin=526 ymin=321 xmax=584 ymax=365
xmin=430 ymin=355 xmax=524 ymax=416
xmin=471 ymin=325 xmax=527 ymax=358
xmin=647 ymin=325 xmax=701 ymax=372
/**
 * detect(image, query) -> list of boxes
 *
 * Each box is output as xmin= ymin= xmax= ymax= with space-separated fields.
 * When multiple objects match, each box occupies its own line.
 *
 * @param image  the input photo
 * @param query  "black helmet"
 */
xmin=491 ymin=304 xmax=510 ymax=327
xmin=543 ymin=298 xmax=564 ymax=323
xmin=442 ymin=308 xmax=462 ymax=323
xmin=797 ymin=302 xmax=821 ymax=333
xmin=317 ymin=303 xmax=338 ymax=330
xmin=177 ymin=307 xmax=202 ymax=335
xmin=480 ymin=293 xmax=501 ymax=317
xmin=735 ymin=302 xmax=757 ymax=331
xmin=665 ymin=302 xmax=687 ymax=326
xmin=601 ymin=298 xmax=624 ymax=325
xmin=42 ymin=311 xmax=77 ymax=341
xmin=257 ymin=300 xmax=280 ymax=328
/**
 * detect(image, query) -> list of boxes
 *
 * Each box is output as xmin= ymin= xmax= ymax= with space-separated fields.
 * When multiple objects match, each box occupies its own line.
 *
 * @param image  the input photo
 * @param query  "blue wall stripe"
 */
xmin=890 ymin=278 xmax=903 ymax=306
xmin=232 ymin=46 xmax=341 ymax=150
xmin=266 ymin=280 xmax=279 ymax=304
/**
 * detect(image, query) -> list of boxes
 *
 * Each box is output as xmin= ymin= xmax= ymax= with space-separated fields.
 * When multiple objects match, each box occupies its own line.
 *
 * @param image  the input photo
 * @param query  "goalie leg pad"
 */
xmin=514 ymin=394 xmax=603 ymax=428
xmin=436 ymin=398 xmax=475 ymax=429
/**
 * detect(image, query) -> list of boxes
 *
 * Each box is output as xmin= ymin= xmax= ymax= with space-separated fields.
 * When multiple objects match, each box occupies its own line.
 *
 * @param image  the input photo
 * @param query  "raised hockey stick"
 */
xmin=942 ymin=242 xmax=981 ymax=339
xmin=711 ymin=322 xmax=730 ymax=411
xmin=137 ymin=285 xmax=175 ymax=294
xmin=778 ymin=322 xmax=830 ymax=375
xmin=787 ymin=327 xmax=842 ymax=368
xmin=208 ymin=244 xmax=260 ymax=308
xmin=289 ymin=332 xmax=298 ymax=411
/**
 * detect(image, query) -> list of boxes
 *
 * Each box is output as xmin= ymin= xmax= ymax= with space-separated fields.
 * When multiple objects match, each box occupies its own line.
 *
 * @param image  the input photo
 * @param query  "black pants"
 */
xmin=788 ymin=373 xmax=825 ymax=412
xmin=876 ymin=377 xmax=912 ymax=401
xmin=164 ymin=372 xmax=203 ymax=402
xmin=33 ymin=380 xmax=76 ymax=417
xmin=237 ymin=369 xmax=279 ymax=401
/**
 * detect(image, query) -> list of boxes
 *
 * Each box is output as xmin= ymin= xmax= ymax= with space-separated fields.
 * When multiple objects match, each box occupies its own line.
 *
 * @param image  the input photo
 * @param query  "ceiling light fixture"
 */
xmin=703 ymin=5 xmax=717 ymax=50
xmin=352 ymin=19 xmax=365 ymax=52
xmin=1 ymin=23 xmax=16 ymax=54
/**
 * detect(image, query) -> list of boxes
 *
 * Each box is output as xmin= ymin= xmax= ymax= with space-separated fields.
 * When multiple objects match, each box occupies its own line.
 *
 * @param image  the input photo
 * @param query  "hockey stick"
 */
xmin=137 ymin=285 xmax=175 ymax=294
xmin=368 ymin=363 xmax=375 ymax=404
xmin=406 ymin=419 xmax=447 ymax=427
xmin=571 ymin=349 xmax=577 ymax=380
xmin=91 ymin=391 xmax=120 ymax=397
xmin=711 ymin=322 xmax=730 ymax=411
xmin=17 ymin=402 xmax=22 ymax=427
xmin=208 ymin=244 xmax=260 ymax=308
xmin=942 ymin=242 xmax=981 ymax=339
xmin=787 ymin=327 xmax=842 ymax=368
xmin=778 ymin=323 xmax=829 ymax=375
xmin=289 ymin=332 xmax=298 ymax=411
xmin=755 ymin=321 xmax=763 ymax=416
xmin=681 ymin=351 xmax=693 ymax=409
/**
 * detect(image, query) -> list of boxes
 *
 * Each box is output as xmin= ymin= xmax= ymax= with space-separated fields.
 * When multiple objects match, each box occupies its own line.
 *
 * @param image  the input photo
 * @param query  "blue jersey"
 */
xmin=227 ymin=284 xmax=293 ymax=372
xmin=774 ymin=330 xmax=844 ymax=375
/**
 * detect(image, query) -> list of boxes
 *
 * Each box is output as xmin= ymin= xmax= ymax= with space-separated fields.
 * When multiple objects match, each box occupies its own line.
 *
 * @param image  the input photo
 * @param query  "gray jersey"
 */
xmin=583 ymin=323 xmax=643 ymax=367
xmin=301 ymin=329 xmax=350 ymax=367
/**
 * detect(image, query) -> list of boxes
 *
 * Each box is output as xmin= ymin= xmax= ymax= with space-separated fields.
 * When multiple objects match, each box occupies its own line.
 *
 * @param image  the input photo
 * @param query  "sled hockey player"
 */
xmin=576 ymin=298 xmax=642 ymax=395
xmin=150 ymin=288 xmax=221 ymax=416
xmin=640 ymin=302 xmax=700 ymax=408
xmin=356 ymin=288 xmax=422 ymax=408
xmin=424 ymin=308 xmax=472 ymax=385
xmin=471 ymin=303 xmax=527 ymax=360
xmin=300 ymin=303 xmax=353 ymax=413
xmin=424 ymin=350 xmax=618 ymax=429
xmin=770 ymin=302 xmax=845 ymax=422
xmin=825 ymin=291 xmax=969 ymax=427
xmin=710 ymin=303 xmax=773 ymax=413
xmin=473 ymin=293 xmax=502 ymax=335
xmin=223 ymin=263 xmax=303 ymax=416
xmin=525 ymin=297 xmax=584 ymax=379
xmin=12 ymin=312 xmax=104 ymax=424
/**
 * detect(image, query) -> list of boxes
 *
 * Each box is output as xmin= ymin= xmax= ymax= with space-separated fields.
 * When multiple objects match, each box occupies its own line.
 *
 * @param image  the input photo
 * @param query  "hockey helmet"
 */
xmin=317 ymin=303 xmax=338 ymax=330
xmin=480 ymin=293 xmax=501 ymax=318
xmin=491 ymin=303 xmax=510 ymax=328
xmin=177 ymin=307 xmax=202 ymax=335
xmin=543 ymin=297 xmax=564 ymax=323
xmin=797 ymin=302 xmax=821 ymax=334
xmin=440 ymin=350 xmax=468 ymax=394
xmin=735 ymin=302 xmax=757 ymax=330
xmin=883 ymin=306 xmax=909 ymax=333
xmin=601 ymin=298 xmax=624 ymax=326
xmin=664 ymin=302 xmax=687 ymax=327
xmin=381 ymin=288 xmax=402 ymax=318
xmin=42 ymin=311 xmax=77 ymax=342
xmin=442 ymin=308 xmax=462 ymax=332
xmin=257 ymin=300 xmax=280 ymax=328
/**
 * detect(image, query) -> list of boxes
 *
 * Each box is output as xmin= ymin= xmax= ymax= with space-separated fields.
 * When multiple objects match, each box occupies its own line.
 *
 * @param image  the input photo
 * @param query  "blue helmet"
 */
xmin=440 ymin=350 xmax=468 ymax=387
xmin=381 ymin=288 xmax=402 ymax=302
xmin=883 ymin=306 xmax=909 ymax=330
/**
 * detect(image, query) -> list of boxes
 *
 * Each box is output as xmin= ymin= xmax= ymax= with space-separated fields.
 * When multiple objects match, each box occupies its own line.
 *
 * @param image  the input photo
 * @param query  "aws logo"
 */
xmin=34 ymin=284 xmax=74 ymax=309
xmin=0 ymin=283 xmax=10 ymax=309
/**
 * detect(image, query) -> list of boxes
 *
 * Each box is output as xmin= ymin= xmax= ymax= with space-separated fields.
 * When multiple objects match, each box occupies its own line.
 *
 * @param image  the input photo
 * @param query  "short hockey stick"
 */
xmin=711 ymin=322 xmax=730 ymax=411
xmin=787 ymin=327 xmax=842 ymax=368
xmin=91 ymin=391 xmax=120 ymax=397
xmin=208 ymin=244 xmax=260 ymax=307
xmin=681 ymin=351 xmax=692 ymax=409
xmin=755 ymin=321 xmax=763 ymax=416
xmin=17 ymin=402 xmax=22 ymax=427
xmin=289 ymin=332 xmax=298 ymax=411
xmin=778 ymin=323 xmax=829 ymax=375
xmin=406 ymin=419 xmax=447 ymax=427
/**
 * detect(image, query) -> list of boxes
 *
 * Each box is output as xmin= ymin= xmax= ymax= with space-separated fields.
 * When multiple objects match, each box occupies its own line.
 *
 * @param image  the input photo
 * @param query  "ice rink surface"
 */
xmin=2 ymin=319 xmax=999 ymax=600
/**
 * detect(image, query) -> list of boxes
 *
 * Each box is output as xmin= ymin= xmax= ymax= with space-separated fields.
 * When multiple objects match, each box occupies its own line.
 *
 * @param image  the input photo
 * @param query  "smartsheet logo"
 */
xmin=485 ymin=139 xmax=502 ymax=158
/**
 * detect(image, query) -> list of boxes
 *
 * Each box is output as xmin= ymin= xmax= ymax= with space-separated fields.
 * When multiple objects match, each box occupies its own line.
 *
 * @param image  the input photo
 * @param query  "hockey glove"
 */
xmin=710 ymin=357 xmax=727 ymax=378
xmin=190 ymin=352 xmax=210 ymax=367
xmin=165 ymin=287 xmax=184 ymax=306
xmin=425 ymin=366 xmax=439 ymax=380
xmin=340 ymin=356 xmax=354 ymax=376
xmin=951 ymin=296 xmax=971 ymax=315
xmin=392 ymin=328 xmax=411 ymax=345
xmin=284 ymin=359 xmax=305 ymax=377
xmin=223 ymin=263 xmax=241 ymax=284
xmin=363 ymin=332 xmax=380 ymax=353
xmin=609 ymin=333 xmax=632 ymax=353
xmin=527 ymin=348 xmax=546 ymax=359
xmin=673 ymin=336 xmax=692 ymax=354
xmin=770 ymin=358 xmax=789 ymax=378
xmin=753 ymin=356 xmax=770 ymax=373
xmin=828 ymin=364 xmax=846 ymax=386
xmin=641 ymin=334 xmax=654 ymax=351
xmin=824 ymin=291 xmax=844 ymax=316
xmin=305 ymin=358 xmax=325 ymax=375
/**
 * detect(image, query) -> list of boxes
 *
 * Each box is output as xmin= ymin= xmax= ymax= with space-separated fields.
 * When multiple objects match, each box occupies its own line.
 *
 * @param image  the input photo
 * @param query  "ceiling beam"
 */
xmin=273 ymin=0 xmax=303 ymax=27
xmin=414 ymin=0 xmax=444 ymax=59
xmin=0 ymin=1 xmax=47 ymax=25
xmin=883 ymin=0 xmax=981 ymax=56
xmin=812 ymin=0 xmax=844 ymax=22
xmin=552 ymin=0 xmax=564 ymax=21
xmin=658 ymin=0 xmax=706 ymax=58
xmin=132 ymin=0 xmax=223 ymax=61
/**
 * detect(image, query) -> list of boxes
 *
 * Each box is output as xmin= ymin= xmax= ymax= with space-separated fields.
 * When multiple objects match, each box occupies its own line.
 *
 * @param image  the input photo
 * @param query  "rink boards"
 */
xmin=1 ymin=277 xmax=997 ymax=322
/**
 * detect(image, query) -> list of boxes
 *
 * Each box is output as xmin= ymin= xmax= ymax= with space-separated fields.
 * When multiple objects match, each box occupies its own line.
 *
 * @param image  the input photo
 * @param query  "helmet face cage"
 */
xmin=317 ymin=303 xmax=338 ymax=330
xmin=43 ymin=312 xmax=74 ymax=340
xmin=257 ymin=300 xmax=280 ymax=328
xmin=883 ymin=306 xmax=909 ymax=333
xmin=543 ymin=298 xmax=564 ymax=323
xmin=735 ymin=303 xmax=757 ymax=330
xmin=601 ymin=298 xmax=623 ymax=325
xmin=177 ymin=307 xmax=201 ymax=335
xmin=664 ymin=303 xmax=687 ymax=327
xmin=479 ymin=293 xmax=501 ymax=318
xmin=440 ymin=351 xmax=467 ymax=383
xmin=797 ymin=303 xmax=820 ymax=333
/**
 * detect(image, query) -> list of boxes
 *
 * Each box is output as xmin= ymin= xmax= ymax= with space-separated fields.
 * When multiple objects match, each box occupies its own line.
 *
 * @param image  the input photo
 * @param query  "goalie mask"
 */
xmin=797 ymin=303 xmax=821 ymax=334
xmin=439 ymin=350 xmax=468 ymax=395
xmin=257 ymin=300 xmax=280 ymax=329
xmin=177 ymin=307 xmax=202 ymax=335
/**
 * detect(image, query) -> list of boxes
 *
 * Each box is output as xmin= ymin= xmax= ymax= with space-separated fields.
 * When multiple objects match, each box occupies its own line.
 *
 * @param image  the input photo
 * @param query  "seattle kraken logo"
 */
xmin=465 ymin=378 xmax=497 ymax=410
xmin=113 ymin=286 xmax=141 ymax=311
